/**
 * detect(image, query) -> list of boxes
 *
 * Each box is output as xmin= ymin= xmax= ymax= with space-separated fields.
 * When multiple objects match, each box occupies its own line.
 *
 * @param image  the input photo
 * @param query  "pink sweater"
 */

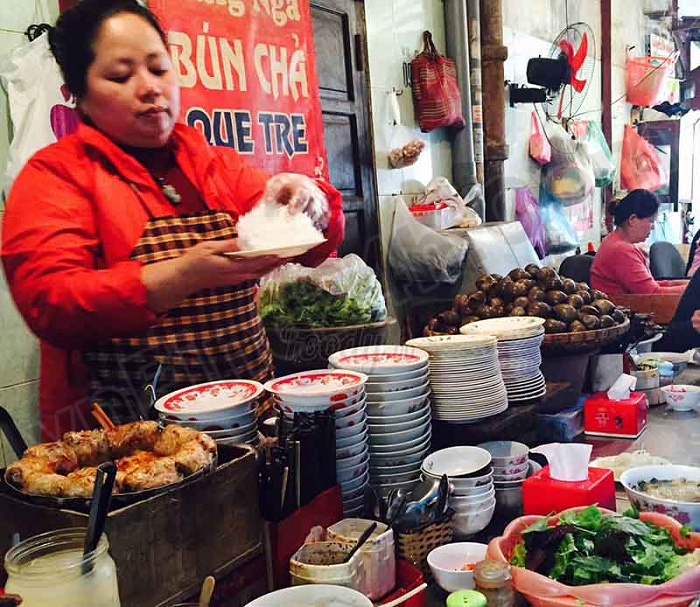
xmin=590 ymin=230 xmax=686 ymax=295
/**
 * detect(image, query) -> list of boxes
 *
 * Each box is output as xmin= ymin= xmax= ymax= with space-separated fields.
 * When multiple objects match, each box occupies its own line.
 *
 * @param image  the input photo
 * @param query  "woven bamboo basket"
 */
xmin=396 ymin=516 xmax=454 ymax=581
xmin=541 ymin=318 xmax=630 ymax=354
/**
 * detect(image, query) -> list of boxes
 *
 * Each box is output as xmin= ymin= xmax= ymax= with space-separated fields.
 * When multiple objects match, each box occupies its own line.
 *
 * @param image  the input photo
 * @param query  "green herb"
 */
xmin=681 ymin=524 xmax=693 ymax=538
xmin=260 ymin=279 xmax=373 ymax=327
xmin=509 ymin=506 xmax=699 ymax=586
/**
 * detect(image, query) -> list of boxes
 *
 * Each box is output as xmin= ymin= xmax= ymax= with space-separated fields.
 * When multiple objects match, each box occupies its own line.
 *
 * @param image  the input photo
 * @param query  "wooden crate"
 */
xmin=0 ymin=445 xmax=262 ymax=607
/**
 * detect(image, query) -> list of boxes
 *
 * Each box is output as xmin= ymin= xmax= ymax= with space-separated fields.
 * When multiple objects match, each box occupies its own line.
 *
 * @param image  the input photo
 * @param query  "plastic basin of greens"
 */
xmin=486 ymin=507 xmax=700 ymax=607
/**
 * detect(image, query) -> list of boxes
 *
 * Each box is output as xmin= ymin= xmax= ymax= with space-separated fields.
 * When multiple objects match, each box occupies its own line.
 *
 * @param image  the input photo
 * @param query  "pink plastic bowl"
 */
xmin=487 ymin=507 xmax=700 ymax=607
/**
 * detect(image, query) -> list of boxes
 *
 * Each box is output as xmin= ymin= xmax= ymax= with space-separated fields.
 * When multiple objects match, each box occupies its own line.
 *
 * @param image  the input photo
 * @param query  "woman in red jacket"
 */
xmin=2 ymin=0 xmax=344 ymax=440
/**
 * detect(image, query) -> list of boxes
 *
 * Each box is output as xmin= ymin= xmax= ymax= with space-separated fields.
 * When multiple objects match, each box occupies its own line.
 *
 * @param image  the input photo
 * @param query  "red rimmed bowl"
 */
xmin=487 ymin=507 xmax=700 ymax=607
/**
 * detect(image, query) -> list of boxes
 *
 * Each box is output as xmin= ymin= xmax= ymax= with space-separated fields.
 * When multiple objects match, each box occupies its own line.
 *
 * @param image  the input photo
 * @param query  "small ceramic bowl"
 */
xmin=661 ymin=385 xmax=700 ymax=411
xmin=427 ymin=542 xmax=488 ymax=593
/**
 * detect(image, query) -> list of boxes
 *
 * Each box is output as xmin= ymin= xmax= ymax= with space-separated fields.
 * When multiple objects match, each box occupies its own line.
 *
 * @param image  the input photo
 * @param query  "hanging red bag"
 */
xmin=411 ymin=30 xmax=466 ymax=133
xmin=529 ymin=112 xmax=551 ymax=165
xmin=620 ymin=124 xmax=665 ymax=191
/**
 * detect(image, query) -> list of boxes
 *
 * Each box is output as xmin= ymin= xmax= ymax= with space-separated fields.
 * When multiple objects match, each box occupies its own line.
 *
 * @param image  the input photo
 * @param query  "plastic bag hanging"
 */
xmin=541 ymin=122 xmax=595 ymax=207
xmin=620 ymin=124 xmax=665 ymax=192
xmin=529 ymin=112 xmax=551 ymax=165
xmin=387 ymin=89 xmax=425 ymax=169
xmin=582 ymin=121 xmax=615 ymax=187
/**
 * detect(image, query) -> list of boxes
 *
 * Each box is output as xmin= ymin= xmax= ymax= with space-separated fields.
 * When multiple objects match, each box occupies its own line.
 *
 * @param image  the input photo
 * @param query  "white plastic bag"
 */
xmin=388 ymin=197 xmax=468 ymax=284
xmin=542 ymin=122 xmax=595 ymax=207
xmin=259 ymin=254 xmax=387 ymax=327
xmin=0 ymin=29 xmax=79 ymax=195
xmin=412 ymin=178 xmax=483 ymax=230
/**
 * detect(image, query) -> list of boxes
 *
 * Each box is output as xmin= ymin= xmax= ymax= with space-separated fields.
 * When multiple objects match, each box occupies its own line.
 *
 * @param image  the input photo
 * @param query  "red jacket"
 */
xmin=2 ymin=123 xmax=344 ymax=440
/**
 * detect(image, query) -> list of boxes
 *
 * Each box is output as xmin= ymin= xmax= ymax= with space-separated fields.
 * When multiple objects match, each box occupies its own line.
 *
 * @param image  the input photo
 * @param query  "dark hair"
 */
xmin=611 ymin=189 xmax=660 ymax=227
xmin=49 ymin=0 xmax=167 ymax=98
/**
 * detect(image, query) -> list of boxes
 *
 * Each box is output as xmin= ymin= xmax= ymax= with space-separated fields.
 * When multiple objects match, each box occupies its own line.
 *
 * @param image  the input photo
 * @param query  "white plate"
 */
xmin=406 ymin=335 xmax=498 ymax=352
xmin=154 ymin=380 xmax=264 ymax=417
xmin=460 ymin=317 xmax=546 ymax=340
xmin=265 ymin=370 xmax=368 ymax=400
xmin=329 ymin=346 xmax=429 ymax=374
xmin=221 ymin=237 xmax=326 ymax=259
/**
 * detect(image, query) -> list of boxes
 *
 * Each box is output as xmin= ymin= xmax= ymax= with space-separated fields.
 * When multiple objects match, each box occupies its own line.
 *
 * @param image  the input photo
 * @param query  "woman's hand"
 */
xmin=142 ymin=239 xmax=281 ymax=312
xmin=264 ymin=173 xmax=330 ymax=230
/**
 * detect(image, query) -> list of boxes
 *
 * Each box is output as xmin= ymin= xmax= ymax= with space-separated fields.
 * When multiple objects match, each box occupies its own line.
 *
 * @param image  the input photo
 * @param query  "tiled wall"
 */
xmin=364 ymin=0 xmax=453 ymax=325
xmin=501 ymin=0 xmax=648 ymax=254
xmin=0 ymin=0 xmax=61 ymax=461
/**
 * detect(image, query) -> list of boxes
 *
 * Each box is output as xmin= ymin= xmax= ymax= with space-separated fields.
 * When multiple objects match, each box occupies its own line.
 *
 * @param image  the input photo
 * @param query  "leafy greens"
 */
xmin=510 ymin=505 xmax=700 ymax=586
xmin=260 ymin=279 xmax=374 ymax=327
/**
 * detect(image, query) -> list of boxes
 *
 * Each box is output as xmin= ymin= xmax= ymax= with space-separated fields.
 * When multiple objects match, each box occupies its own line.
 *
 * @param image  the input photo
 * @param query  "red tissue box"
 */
xmin=522 ymin=465 xmax=616 ymax=516
xmin=584 ymin=391 xmax=647 ymax=439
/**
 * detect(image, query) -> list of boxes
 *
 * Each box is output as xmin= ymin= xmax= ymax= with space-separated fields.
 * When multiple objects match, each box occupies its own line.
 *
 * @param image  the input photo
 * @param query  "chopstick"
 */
xmin=92 ymin=402 xmax=117 ymax=432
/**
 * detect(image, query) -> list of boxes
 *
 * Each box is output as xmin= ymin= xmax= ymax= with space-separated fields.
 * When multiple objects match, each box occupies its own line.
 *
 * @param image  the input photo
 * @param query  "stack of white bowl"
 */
xmin=155 ymin=379 xmax=264 ymax=446
xmin=477 ymin=441 xmax=531 ymax=512
xmin=461 ymin=318 xmax=546 ymax=403
xmin=264 ymin=370 xmax=369 ymax=516
xmin=405 ymin=335 xmax=508 ymax=423
xmin=329 ymin=346 xmax=431 ymax=500
xmin=422 ymin=447 xmax=496 ymax=537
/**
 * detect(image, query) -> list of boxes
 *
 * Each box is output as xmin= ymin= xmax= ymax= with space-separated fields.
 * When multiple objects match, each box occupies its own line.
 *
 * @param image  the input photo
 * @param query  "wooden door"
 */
xmin=310 ymin=0 xmax=380 ymax=270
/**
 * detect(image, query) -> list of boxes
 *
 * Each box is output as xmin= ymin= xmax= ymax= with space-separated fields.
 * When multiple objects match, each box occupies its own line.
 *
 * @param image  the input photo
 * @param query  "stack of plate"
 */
xmin=329 ymin=346 xmax=431 ymax=499
xmin=264 ymin=370 xmax=369 ymax=516
xmin=155 ymin=379 xmax=264 ymax=446
xmin=406 ymin=335 xmax=508 ymax=423
xmin=461 ymin=317 xmax=547 ymax=403
xmin=422 ymin=447 xmax=496 ymax=536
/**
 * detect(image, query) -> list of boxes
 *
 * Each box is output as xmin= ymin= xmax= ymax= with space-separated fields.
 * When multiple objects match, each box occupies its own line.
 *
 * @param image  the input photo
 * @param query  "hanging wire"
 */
xmin=25 ymin=23 xmax=52 ymax=41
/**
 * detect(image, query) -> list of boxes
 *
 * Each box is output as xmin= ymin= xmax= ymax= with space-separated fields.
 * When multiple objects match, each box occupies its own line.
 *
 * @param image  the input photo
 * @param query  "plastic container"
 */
xmin=536 ymin=401 xmax=584 ymax=444
xmin=327 ymin=518 xmax=395 ymax=600
xmin=447 ymin=589 xmax=488 ymax=606
xmin=487 ymin=508 xmax=700 ymax=607
xmin=658 ymin=361 xmax=675 ymax=388
xmin=289 ymin=540 xmax=365 ymax=593
xmin=4 ymin=529 xmax=120 ymax=607
xmin=626 ymin=52 xmax=679 ymax=106
xmin=377 ymin=560 xmax=426 ymax=607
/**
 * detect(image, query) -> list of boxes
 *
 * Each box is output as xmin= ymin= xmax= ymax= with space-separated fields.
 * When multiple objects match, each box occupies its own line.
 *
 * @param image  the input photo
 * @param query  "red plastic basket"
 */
xmin=626 ymin=52 xmax=678 ymax=106
xmin=378 ymin=560 xmax=426 ymax=607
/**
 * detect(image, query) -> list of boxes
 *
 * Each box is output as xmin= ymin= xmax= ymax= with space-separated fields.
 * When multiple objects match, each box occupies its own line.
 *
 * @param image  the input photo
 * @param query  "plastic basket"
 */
xmin=626 ymin=52 xmax=678 ymax=107
xmin=396 ymin=517 xmax=454 ymax=581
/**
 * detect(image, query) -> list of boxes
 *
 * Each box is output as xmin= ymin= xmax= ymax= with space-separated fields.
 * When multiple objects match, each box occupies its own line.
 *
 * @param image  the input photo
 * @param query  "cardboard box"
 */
xmin=0 ymin=444 xmax=262 ymax=607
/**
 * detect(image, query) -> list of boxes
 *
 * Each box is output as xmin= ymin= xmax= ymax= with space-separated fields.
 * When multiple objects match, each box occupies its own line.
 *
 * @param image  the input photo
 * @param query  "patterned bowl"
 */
xmin=621 ymin=465 xmax=700 ymax=530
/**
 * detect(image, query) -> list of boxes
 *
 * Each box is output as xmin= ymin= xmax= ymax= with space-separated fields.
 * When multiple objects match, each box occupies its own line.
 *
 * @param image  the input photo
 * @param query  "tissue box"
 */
xmin=584 ymin=392 xmax=648 ymax=439
xmin=522 ymin=466 xmax=616 ymax=516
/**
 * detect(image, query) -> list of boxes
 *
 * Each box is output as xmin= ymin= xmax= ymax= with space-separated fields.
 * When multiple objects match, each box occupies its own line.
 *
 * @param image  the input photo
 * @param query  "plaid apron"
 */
xmin=84 ymin=210 xmax=274 ymax=422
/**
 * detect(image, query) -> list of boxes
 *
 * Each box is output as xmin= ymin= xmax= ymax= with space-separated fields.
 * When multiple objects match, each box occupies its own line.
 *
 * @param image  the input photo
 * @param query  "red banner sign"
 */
xmin=149 ymin=0 xmax=328 ymax=178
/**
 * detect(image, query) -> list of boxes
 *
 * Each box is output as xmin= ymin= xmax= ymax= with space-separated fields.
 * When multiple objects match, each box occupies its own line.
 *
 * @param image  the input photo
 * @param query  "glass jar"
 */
xmin=5 ymin=528 xmax=120 ymax=607
xmin=473 ymin=560 xmax=515 ymax=607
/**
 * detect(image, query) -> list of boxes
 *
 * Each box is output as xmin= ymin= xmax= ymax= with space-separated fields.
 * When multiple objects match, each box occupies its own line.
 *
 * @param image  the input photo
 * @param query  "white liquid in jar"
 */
xmin=5 ymin=549 xmax=120 ymax=607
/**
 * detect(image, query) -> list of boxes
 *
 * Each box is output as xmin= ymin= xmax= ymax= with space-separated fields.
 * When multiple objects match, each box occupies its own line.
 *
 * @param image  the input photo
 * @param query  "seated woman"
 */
xmin=590 ymin=190 xmax=687 ymax=295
